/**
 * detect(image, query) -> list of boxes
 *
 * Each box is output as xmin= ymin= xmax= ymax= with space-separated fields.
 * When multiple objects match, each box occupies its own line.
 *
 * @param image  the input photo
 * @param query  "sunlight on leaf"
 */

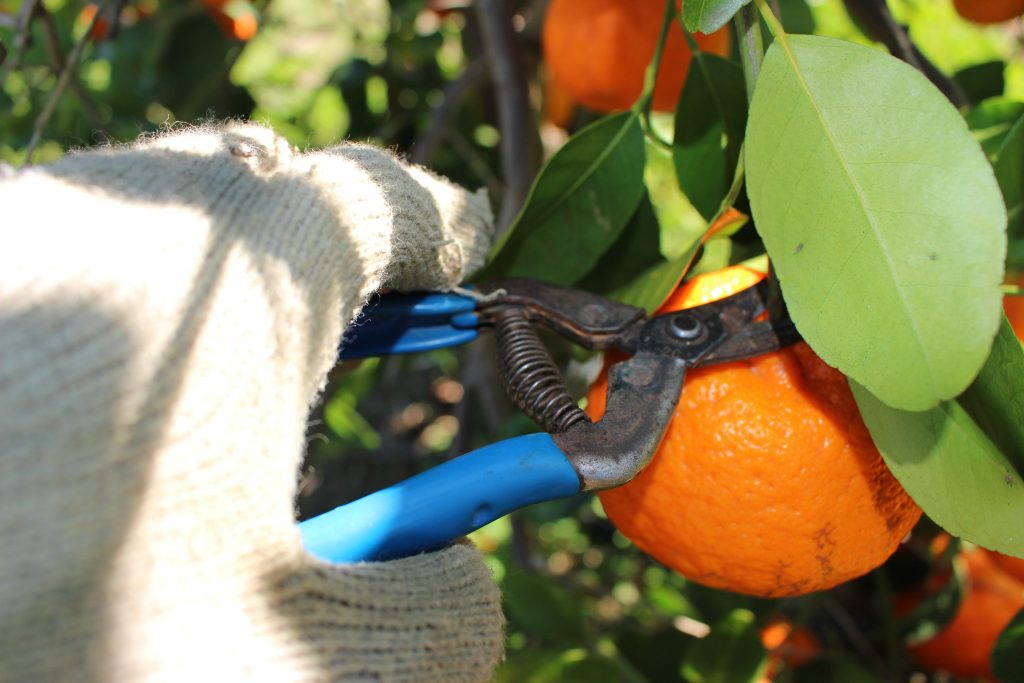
xmin=747 ymin=34 xmax=1006 ymax=410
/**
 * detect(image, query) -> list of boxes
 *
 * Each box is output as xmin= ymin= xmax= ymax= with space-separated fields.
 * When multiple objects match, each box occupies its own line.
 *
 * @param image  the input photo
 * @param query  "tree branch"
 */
xmin=0 ymin=0 xmax=40 ymax=81
xmin=24 ymin=5 xmax=100 ymax=164
xmin=842 ymin=0 xmax=966 ymax=108
xmin=474 ymin=0 xmax=541 ymax=236
xmin=410 ymin=59 xmax=487 ymax=166
xmin=38 ymin=9 xmax=110 ymax=142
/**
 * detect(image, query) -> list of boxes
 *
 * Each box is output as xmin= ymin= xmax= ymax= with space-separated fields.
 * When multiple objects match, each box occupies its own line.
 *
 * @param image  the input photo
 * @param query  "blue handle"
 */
xmin=340 ymin=291 xmax=479 ymax=359
xmin=299 ymin=433 xmax=582 ymax=562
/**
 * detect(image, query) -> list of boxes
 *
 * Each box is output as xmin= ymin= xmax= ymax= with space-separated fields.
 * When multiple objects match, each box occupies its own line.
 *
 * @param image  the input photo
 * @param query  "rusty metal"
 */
xmin=492 ymin=306 xmax=590 ymax=434
xmin=477 ymin=278 xmax=645 ymax=348
xmin=475 ymin=276 xmax=801 ymax=491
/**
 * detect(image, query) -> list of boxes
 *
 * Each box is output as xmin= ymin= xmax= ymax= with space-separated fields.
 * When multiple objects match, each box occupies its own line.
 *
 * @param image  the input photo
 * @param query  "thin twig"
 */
xmin=443 ymin=125 xmax=505 ymax=196
xmin=102 ymin=0 xmax=130 ymax=41
xmin=474 ymin=0 xmax=541 ymax=237
xmin=0 ymin=41 xmax=7 ymax=68
xmin=0 ymin=0 xmax=39 ymax=80
xmin=822 ymin=595 xmax=897 ymax=682
xmin=38 ymin=9 xmax=110 ymax=142
xmin=842 ymin=0 xmax=966 ymax=107
xmin=24 ymin=6 xmax=99 ymax=164
xmin=409 ymin=59 xmax=487 ymax=165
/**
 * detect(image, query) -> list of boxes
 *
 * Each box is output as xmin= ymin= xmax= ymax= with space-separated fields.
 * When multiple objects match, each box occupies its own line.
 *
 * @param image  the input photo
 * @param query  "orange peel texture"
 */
xmin=587 ymin=266 xmax=922 ymax=597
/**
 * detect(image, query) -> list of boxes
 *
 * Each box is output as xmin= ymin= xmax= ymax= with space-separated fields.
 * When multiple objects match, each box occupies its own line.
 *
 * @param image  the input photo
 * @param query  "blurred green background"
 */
xmin=2 ymin=0 xmax=1021 ymax=680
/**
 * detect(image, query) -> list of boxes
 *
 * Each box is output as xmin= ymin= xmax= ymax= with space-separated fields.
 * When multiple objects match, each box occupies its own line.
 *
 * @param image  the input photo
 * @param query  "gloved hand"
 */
xmin=0 ymin=123 xmax=504 ymax=682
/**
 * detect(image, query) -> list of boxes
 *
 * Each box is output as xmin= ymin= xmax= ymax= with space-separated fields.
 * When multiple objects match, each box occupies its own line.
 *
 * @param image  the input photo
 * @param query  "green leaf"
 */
xmin=613 ymin=252 xmax=694 ymax=314
xmin=792 ymin=659 xmax=877 ymax=683
xmin=494 ymin=650 xmax=649 ymax=683
xmin=958 ymin=317 xmax=1024 ymax=474
xmin=646 ymin=585 xmax=702 ymax=619
xmin=993 ymin=112 xmax=1024 ymax=241
xmin=992 ymin=608 xmax=1024 ymax=683
xmin=323 ymin=393 xmax=381 ymax=450
xmin=954 ymin=61 xmax=1006 ymax=106
xmin=502 ymin=572 xmax=586 ymax=644
xmin=896 ymin=553 xmax=966 ymax=645
xmin=683 ymin=0 xmax=752 ymax=33
xmin=577 ymin=193 xmax=663 ymax=296
xmin=617 ymin=625 xmax=694 ymax=683
xmin=673 ymin=54 xmax=748 ymax=221
xmin=965 ymin=97 xmax=1024 ymax=158
xmin=775 ymin=0 xmax=815 ymax=34
xmin=681 ymin=609 xmax=768 ymax=683
xmin=746 ymin=35 xmax=1007 ymax=411
xmin=478 ymin=112 xmax=646 ymax=285
xmin=851 ymin=382 xmax=1024 ymax=557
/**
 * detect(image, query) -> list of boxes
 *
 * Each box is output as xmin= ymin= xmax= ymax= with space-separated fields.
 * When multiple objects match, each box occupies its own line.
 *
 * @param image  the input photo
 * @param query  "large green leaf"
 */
xmin=494 ymin=650 xmax=649 ymax=683
xmin=683 ymin=0 xmax=752 ymax=33
xmin=673 ymin=54 xmax=747 ymax=221
xmin=965 ymin=97 xmax=1024 ymax=158
xmin=502 ymin=571 xmax=586 ymax=644
xmin=895 ymin=552 xmax=966 ymax=645
xmin=953 ymin=61 xmax=1006 ymax=107
xmin=746 ymin=35 xmax=1006 ymax=411
xmin=992 ymin=609 xmax=1024 ymax=683
xmin=993 ymin=112 xmax=1024 ymax=242
xmin=851 ymin=382 xmax=1024 ymax=557
xmin=477 ymin=112 xmax=646 ymax=285
xmin=680 ymin=609 xmax=767 ymax=683
xmin=958 ymin=317 xmax=1024 ymax=474
xmin=577 ymin=194 xmax=663 ymax=296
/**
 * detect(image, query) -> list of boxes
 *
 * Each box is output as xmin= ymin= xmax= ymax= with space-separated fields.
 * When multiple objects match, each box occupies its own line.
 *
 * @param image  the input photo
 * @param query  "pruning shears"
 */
xmin=299 ymin=278 xmax=799 ymax=563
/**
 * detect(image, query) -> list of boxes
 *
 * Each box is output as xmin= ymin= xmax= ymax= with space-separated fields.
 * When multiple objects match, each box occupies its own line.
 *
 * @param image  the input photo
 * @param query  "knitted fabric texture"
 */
xmin=0 ymin=123 xmax=504 ymax=682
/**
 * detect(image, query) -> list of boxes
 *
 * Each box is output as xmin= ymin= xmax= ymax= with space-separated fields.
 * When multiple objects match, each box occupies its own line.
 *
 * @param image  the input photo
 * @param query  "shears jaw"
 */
xmin=549 ymin=279 xmax=799 ymax=492
xmin=553 ymin=351 xmax=687 ymax=491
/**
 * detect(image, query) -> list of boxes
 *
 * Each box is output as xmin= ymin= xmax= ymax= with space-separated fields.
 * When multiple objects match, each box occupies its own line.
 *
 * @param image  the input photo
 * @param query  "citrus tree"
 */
xmin=480 ymin=0 xmax=1024 ymax=679
xmin=3 ymin=0 xmax=1024 ymax=680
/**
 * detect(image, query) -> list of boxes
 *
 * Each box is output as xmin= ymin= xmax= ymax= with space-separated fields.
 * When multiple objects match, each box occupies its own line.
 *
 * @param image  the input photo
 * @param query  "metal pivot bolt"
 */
xmin=668 ymin=314 xmax=703 ymax=340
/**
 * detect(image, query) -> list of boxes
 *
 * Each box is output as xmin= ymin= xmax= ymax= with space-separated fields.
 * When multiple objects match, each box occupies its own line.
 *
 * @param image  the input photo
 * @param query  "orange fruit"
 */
xmin=78 ymin=4 xmax=110 ymax=41
xmin=953 ymin=0 xmax=1024 ymax=24
xmin=1004 ymin=273 xmax=1024 ymax=340
xmin=201 ymin=0 xmax=259 ymax=40
xmin=541 ymin=0 xmax=732 ymax=113
xmin=758 ymin=618 xmax=820 ymax=682
xmin=542 ymin=70 xmax=577 ymax=130
xmin=986 ymin=549 xmax=1024 ymax=583
xmin=586 ymin=266 xmax=922 ymax=597
xmin=896 ymin=542 xmax=1024 ymax=680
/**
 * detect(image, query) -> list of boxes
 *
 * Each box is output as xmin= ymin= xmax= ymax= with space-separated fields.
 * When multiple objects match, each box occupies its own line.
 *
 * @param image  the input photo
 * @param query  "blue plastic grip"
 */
xmin=299 ymin=433 xmax=582 ymax=562
xmin=339 ymin=291 xmax=479 ymax=359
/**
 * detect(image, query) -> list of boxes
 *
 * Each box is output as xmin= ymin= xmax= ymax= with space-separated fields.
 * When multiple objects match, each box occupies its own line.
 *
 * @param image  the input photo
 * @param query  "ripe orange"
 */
xmin=953 ymin=0 xmax=1024 ymax=24
xmin=201 ymin=0 xmax=259 ymax=40
xmin=541 ymin=0 xmax=732 ymax=113
xmin=586 ymin=266 xmax=922 ymax=597
xmin=758 ymin=618 xmax=820 ymax=682
xmin=78 ymin=4 xmax=110 ymax=41
xmin=542 ymin=70 xmax=577 ymax=130
xmin=895 ymin=541 xmax=1024 ymax=680
xmin=1004 ymin=273 xmax=1024 ymax=340
xmin=986 ymin=548 xmax=1024 ymax=583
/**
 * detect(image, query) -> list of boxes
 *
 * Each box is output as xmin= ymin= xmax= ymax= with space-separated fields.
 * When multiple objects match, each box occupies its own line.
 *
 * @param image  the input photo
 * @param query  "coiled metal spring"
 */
xmin=493 ymin=307 xmax=590 ymax=434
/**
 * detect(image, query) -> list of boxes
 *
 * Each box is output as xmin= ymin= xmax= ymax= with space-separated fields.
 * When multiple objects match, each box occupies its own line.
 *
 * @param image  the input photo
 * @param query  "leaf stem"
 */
xmin=753 ymin=0 xmax=786 ymax=38
xmin=635 ymin=0 xmax=677 ymax=114
xmin=734 ymin=4 xmax=764 ymax=103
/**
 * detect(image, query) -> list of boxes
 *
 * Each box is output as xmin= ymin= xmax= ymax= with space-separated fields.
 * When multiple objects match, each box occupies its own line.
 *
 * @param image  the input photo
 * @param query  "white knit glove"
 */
xmin=0 ymin=123 xmax=504 ymax=682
